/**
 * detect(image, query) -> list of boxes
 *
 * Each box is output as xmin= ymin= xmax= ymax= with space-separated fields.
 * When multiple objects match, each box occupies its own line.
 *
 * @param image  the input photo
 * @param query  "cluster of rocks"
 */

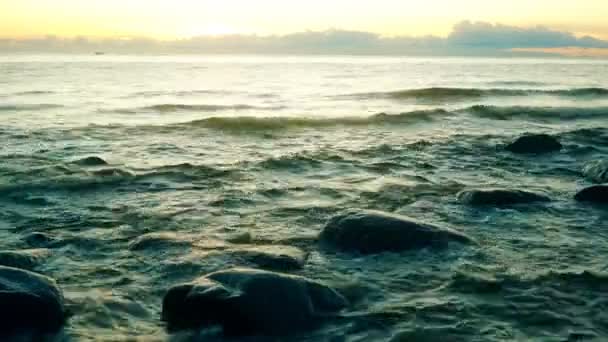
xmin=3 ymin=133 xmax=605 ymax=339
xmin=497 ymin=133 xmax=607 ymax=204
xmin=160 ymin=209 xmax=474 ymax=335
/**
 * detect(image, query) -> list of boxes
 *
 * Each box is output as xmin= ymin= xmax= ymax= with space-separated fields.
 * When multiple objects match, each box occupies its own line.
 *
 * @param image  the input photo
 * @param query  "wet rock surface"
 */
xmin=0 ymin=266 xmax=67 ymax=334
xmin=320 ymin=209 xmax=472 ymax=254
xmin=575 ymin=185 xmax=608 ymax=203
xmin=162 ymin=267 xmax=347 ymax=335
xmin=505 ymin=134 xmax=562 ymax=154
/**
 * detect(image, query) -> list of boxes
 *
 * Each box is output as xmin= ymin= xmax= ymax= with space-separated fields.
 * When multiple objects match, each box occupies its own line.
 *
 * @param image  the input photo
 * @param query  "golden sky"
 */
xmin=1 ymin=0 xmax=608 ymax=39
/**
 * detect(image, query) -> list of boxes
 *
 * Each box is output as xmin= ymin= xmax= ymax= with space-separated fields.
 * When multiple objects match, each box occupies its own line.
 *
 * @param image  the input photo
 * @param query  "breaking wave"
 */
xmin=346 ymin=87 xmax=608 ymax=102
xmin=104 ymin=103 xmax=285 ymax=114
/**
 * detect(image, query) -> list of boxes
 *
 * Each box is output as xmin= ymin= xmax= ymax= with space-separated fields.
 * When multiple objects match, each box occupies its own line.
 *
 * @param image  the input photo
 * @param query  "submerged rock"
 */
xmin=320 ymin=210 xmax=472 ymax=254
xmin=207 ymin=245 xmax=308 ymax=271
xmin=23 ymin=232 xmax=56 ymax=248
xmin=575 ymin=185 xmax=608 ymax=203
xmin=458 ymin=189 xmax=550 ymax=206
xmin=129 ymin=232 xmax=193 ymax=251
xmin=583 ymin=160 xmax=608 ymax=183
xmin=505 ymin=134 xmax=562 ymax=154
xmin=0 ymin=249 xmax=52 ymax=271
xmin=72 ymin=156 xmax=108 ymax=166
xmin=162 ymin=268 xmax=347 ymax=335
xmin=0 ymin=266 xmax=67 ymax=333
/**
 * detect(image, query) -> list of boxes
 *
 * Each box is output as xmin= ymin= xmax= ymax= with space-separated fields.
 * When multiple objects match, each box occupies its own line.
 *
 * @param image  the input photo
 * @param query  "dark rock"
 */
xmin=505 ymin=134 xmax=562 ymax=154
xmin=320 ymin=210 xmax=472 ymax=254
xmin=575 ymin=185 xmax=608 ymax=203
xmin=72 ymin=156 xmax=108 ymax=166
xmin=583 ymin=161 xmax=608 ymax=183
xmin=458 ymin=189 xmax=551 ymax=206
xmin=23 ymin=232 xmax=56 ymax=248
xmin=210 ymin=245 xmax=308 ymax=271
xmin=162 ymin=268 xmax=347 ymax=335
xmin=225 ymin=232 xmax=253 ymax=244
xmin=0 ymin=249 xmax=52 ymax=271
xmin=0 ymin=266 xmax=67 ymax=333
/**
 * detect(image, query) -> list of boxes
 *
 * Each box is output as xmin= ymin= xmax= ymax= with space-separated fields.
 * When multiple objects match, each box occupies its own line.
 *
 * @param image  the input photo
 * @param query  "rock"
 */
xmin=72 ymin=156 xmax=108 ymax=166
xmin=320 ymin=210 xmax=472 ymax=254
xmin=225 ymin=232 xmax=252 ymax=244
xmin=129 ymin=232 xmax=193 ymax=251
xmin=23 ymin=232 xmax=56 ymax=248
xmin=583 ymin=161 xmax=608 ymax=183
xmin=575 ymin=185 xmax=608 ymax=203
xmin=162 ymin=268 xmax=347 ymax=335
xmin=505 ymin=134 xmax=562 ymax=154
xmin=0 ymin=249 xmax=52 ymax=271
xmin=458 ymin=189 xmax=550 ymax=206
xmin=208 ymin=245 xmax=308 ymax=271
xmin=0 ymin=266 xmax=66 ymax=333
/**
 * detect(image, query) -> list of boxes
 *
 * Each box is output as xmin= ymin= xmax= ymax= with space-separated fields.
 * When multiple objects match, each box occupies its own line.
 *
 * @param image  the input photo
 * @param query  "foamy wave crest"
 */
xmin=104 ymin=103 xmax=286 ymax=114
xmin=346 ymin=87 xmax=608 ymax=102
xmin=180 ymin=109 xmax=451 ymax=131
xmin=464 ymin=105 xmax=608 ymax=121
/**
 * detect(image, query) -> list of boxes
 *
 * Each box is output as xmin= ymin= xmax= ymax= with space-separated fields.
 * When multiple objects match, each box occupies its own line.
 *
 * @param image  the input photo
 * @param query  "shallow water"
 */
xmin=1 ymin=55 xmax=608 ymax=341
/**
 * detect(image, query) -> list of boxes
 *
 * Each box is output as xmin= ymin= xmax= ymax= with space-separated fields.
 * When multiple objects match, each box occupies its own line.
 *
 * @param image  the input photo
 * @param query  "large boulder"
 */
xmin=575 ymin=185 xmax=608 ymax=203
xmin=162 ymin=268 xmax=347 ymax=335
xmin=505 ymin=134 xmax=562 ymax=154
xmin=320 ymin=210 xmax=472 ymax=254
xmin=583 ymin=161 xmax=608 ymax=184
xmin=0 ymin=266 xmax=67 ymax=334
xmin=458 ymin=189 xmax=550 ymax=206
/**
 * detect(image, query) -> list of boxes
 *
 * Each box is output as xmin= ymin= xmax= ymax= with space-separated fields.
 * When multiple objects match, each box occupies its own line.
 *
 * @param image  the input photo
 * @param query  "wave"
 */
xmin=487 ymin=81 xmax=549 ymax=87
xmin=181 ymin=109 xmax=450 ymax=131
xmin=0 ymin=163 xmax=233 ymax=194
xmin=448 ymin=269 xmax=608 ymax=294
xmin=126 ymin=89 xmax=233 ymax=98
xmin=464 ymin=105 xmax=608 ymax=121
xmin=0 ymin=104 xmax=63 ymax=111
xmin=346 ymin=87 xmax=608 ymax=102
xmin=105 ymin=103 xmax=285 ymax=114
xmin=12 ymin=90 xmax=56 ymax=96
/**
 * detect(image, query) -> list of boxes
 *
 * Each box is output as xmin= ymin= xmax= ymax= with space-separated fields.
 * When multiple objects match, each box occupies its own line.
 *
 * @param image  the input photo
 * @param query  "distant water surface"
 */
xmin=1 ymin=55 xmax=608 ymax=341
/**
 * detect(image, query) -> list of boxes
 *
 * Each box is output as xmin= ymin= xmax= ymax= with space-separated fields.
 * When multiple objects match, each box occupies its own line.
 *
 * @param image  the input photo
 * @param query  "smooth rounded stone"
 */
xmin=0 ymin=249 xmax=52 ymax=271
xmin=0 ymin=266 xmax=67 ymax=333
xmin=162 ymin=268 xmax=347 ymax=335
xmin=320 ymin=210 xmax=472 ymax=254
xmin=225 ymin=231 xmax=253 ymax=244
xmin=207 ymin=245 xmax=308 ymax=271
xmin=457 ymin=188 xmax=551 ymax=206
xmin=583 ymin=160 xmax=608 ymax=183
xmin=23 ymin=232 xmax=56 ymax=248
xmin=575 ymin=185 xmax=608 ymax=203
xmin=71 ymin=156 xmax=108 ymax=166
xmin=129 ymin=232 xmax=193 ymax=251
xmin=505 ymin=134 xmax=562 ymax=154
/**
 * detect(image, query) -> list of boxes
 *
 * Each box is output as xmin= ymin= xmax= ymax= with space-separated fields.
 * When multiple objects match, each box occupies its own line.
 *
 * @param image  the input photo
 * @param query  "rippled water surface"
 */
xmin=1 ymin=55 xmax=608 ymax=341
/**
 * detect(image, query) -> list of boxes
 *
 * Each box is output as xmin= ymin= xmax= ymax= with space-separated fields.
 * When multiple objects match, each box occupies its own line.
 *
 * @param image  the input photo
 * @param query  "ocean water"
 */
xmin=1 ymin=55 xmax=608 ymax=341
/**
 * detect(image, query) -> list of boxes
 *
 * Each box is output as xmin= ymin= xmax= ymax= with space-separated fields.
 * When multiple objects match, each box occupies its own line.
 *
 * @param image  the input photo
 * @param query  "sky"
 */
xmin=1 ymin=0 xmax=608 ymax=39
xmin=1 ymin=1 xmax=608 ymax=57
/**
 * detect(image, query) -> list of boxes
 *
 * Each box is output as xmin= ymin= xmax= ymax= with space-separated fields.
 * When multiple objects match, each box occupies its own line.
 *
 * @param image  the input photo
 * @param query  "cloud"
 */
xmin=2 ymin=21 xmax=608 ymax=57
xmin=448 ymin=21 xmax=608 ymax=49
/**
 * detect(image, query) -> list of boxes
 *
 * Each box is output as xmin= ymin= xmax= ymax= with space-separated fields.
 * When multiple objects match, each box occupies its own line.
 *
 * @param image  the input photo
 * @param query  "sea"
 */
xmin=1 ymin=55 xmax=608 ymax=341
